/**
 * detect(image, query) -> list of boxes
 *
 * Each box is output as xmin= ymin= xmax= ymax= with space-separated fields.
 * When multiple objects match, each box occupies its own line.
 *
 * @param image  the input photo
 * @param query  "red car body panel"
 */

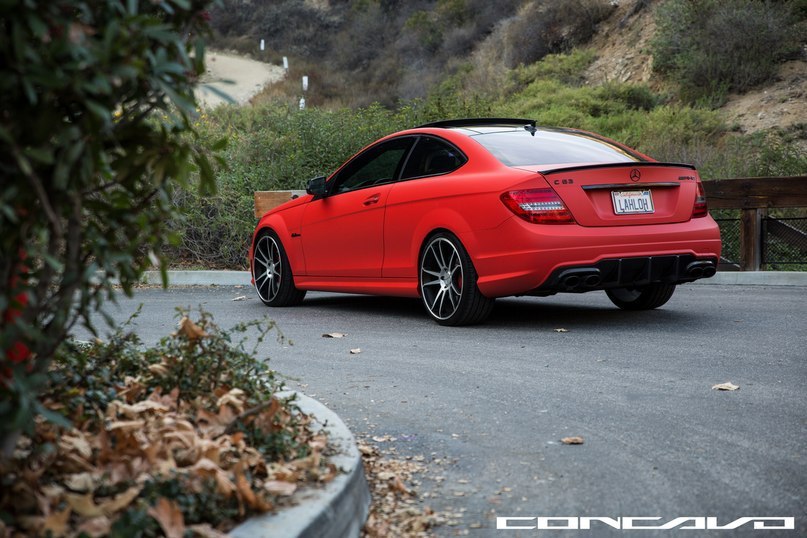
xmin=250 ymin=123 xmax=721 ymax=302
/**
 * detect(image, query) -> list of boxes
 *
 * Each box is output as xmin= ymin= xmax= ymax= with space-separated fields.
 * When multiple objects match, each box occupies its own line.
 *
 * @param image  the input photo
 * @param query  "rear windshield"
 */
xmin=471 ymin=129 xmax=643 ymax=167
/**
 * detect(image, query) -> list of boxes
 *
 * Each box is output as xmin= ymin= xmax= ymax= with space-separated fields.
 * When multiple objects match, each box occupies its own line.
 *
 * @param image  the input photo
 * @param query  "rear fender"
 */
xmin=407 ymin=208 xmax=481 ymax=279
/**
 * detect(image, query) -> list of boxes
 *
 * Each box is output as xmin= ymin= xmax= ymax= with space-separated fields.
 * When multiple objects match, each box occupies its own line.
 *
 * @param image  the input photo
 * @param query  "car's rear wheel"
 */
xmin=419 ymin=233 xmax=494 ymax=326
xmin=605 ymin=283 xmax=676 ymax=310
xmin=252 ymin=230 xmax=306 ymax=307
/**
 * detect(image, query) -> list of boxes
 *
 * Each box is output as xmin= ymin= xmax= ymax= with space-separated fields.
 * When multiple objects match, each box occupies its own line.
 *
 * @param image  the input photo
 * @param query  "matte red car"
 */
xmin=250 ymin=119 xmax=721 ymax=325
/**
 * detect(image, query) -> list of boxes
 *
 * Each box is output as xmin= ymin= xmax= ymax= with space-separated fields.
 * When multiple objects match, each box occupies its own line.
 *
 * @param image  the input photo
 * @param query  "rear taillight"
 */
xmin=693 ymin=180 xmax=708 ymax=218
xmin=501 ymin=188 xmax=575 ymax=224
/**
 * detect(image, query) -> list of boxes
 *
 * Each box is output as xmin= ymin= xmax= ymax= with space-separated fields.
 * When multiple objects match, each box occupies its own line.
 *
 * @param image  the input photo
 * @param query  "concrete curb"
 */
xmin=143 ymin=270 xmax=807 ymax=287
xmin=230 ymin=391 xmax=370 ymax=538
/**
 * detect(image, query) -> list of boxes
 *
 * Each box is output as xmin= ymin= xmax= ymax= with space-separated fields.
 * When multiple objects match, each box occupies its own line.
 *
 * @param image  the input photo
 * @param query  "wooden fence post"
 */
xmin=739 ymin=208 xmax=765 ymax=271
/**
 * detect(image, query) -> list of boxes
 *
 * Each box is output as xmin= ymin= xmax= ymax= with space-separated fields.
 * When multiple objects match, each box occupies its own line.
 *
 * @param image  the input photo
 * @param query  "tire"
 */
xmin=252 ymin=230 xmax=306 ymax=307
xmin=419 ymin=233 xmax=494 ymax=326
xmin=605 ymin=283 xmax=676 ymax=311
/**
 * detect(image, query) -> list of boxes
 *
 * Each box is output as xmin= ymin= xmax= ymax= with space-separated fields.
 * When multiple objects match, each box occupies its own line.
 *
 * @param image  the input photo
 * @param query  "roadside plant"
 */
xmin=0 ymin=310 xmax=333 ymax=536
xmin=0 ymin=0 xmax=223 ymax=454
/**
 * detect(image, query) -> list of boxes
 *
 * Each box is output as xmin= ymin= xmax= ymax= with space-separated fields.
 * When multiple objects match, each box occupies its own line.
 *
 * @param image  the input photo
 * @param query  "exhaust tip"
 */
xmin=584 ymin=274 xmax=602 ymax=287
xmin=563 ymin=275 xmax=581 ymax=289
xmin=703 ymin=265 xmax=716 ymax=277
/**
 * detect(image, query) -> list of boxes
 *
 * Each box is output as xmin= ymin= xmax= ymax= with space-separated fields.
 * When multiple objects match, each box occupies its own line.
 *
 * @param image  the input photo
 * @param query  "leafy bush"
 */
xmin=0 ymin=0 xmax=221 ymax=453
xmin=652 ymin=0 xmax=801 ymax=103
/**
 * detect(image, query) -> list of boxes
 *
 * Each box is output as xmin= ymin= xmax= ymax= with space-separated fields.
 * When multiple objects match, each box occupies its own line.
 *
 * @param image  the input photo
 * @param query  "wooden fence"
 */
xmin=254 ymin=176 xmax=807 ymax=271
xmin=706 ymin=176 xmax=807 ymax=270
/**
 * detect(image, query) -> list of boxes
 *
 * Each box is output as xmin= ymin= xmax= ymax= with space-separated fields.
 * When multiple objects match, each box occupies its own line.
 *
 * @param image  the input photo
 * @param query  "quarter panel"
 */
xmin=382 ymin=170 xmax=531 ymax=279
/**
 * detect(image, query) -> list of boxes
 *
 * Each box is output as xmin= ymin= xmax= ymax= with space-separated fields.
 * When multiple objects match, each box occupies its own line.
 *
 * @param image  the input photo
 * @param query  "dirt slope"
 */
xmin=585 ymin=0 xmax=807 ymax=138
xmin=195 ymin=51 xmax=286 ymax=108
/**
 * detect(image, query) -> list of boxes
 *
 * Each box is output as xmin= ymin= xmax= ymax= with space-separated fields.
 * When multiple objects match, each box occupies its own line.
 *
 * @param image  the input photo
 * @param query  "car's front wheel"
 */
xmin=419 ymin=233 xmax=494 ymax=326
xmin=605 ymin=283 xmax=676 ymax=310
xmin=252 ymin=230 xmax=306 ymax=307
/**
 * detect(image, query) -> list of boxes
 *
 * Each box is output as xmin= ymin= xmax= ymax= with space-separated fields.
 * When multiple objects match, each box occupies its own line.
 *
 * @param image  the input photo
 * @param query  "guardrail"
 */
xmin=254 ymin=176 xmax=807 ymax=272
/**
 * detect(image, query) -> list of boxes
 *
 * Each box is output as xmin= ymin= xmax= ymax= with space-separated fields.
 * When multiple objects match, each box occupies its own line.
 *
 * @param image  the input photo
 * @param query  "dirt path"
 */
xmin=195 ymin=51 xmax=285 ymax=108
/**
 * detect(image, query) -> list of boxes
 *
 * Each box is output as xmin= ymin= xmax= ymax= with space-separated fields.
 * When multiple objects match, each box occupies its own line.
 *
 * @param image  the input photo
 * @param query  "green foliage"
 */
xmin=0 ymin=1 xmax=220 ymax=452
xmin=171 ymin=98 xmax=492 ymax=267
xmin=511 ymin=49 xmax=598 ymax=87
xmin=651 ymin=0 xmax=800 ymax=103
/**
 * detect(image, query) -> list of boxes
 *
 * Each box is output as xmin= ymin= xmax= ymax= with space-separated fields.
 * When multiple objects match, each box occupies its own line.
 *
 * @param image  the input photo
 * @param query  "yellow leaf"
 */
xmin=42 ymin=507 xmax=71 ymax=538
xmin=178 ymin=316 xmax=208 ymax=340
xmin=65 ymin=493 xmax=104 ymax=518
xmin=147 ymin=498 xmax=185 ymax=538
xmin=100 ymin=485 xmax=143 ymax=516
xmin=561 ymin=436 xmax=585 ymax=445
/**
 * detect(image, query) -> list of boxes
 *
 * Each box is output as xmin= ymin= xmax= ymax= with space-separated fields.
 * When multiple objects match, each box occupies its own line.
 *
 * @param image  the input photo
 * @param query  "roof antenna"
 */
xmin=524 ymin=122 xmax=537 ymax=136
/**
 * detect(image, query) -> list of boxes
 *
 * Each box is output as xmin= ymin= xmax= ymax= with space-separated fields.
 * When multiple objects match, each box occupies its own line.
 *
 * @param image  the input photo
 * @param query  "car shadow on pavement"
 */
xmin=300 ymin=294 xmax=426 ymax=319
xmin=487 ymin=295 xmax=697 ymax=331
xmin=291 ymin=292 xmax=704 ymax=332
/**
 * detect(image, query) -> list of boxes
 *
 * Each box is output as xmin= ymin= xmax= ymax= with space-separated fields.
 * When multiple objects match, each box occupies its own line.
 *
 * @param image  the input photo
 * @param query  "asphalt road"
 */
xmin=80 ymin=284 xmax=806 ymax=536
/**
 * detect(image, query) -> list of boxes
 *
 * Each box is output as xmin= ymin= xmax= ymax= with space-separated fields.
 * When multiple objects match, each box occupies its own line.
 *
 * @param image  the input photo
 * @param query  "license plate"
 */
xmin=612 ymin=190 xmax=654 ymax=214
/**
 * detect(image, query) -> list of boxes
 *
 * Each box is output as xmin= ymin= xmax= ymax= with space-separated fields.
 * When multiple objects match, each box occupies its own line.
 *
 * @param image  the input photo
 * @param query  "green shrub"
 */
xmin=652 ymin=0 xmax=800 ymax=103
xmin=511 ymin=49 xmax=598 ymax=87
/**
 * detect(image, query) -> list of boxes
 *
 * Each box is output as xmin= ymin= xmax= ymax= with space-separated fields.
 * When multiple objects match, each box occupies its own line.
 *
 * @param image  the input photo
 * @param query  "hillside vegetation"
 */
xmin=169 ymin=0 xmax=807 ymax=268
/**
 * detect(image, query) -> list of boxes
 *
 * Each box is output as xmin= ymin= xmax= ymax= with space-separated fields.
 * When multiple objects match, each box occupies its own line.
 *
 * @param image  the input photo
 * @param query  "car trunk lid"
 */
xmin=520 ymin=163 xmax=701 ymax=227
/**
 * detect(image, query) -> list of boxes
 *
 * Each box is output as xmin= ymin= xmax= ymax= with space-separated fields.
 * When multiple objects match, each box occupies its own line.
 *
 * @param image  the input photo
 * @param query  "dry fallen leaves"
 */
xmin=561 ymin=436 xmax=585 ymax=445
xmin=554 ymin=328 xmax=569 ymax=333
xmin=350 ymin=348 xmax=362 ymax=355
xmin=359 ymin=438 xmax=449 ymax=537
xmin=712 ymin=382 xmax=740 ymax=391
xmin=1 ymin=375 xmax=336 ymax=537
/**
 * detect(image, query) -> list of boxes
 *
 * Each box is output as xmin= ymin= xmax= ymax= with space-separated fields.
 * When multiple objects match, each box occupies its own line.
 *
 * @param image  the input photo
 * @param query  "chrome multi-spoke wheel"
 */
xmin=252 ymin=231 xmax=306 ymax=307
xmin=253 ymin=234 xmax=282 ymax=303
xmin=421 ymin=237 xmax=463 ymax=321
xmin=419 ymin=233 xmax=494 ymax=326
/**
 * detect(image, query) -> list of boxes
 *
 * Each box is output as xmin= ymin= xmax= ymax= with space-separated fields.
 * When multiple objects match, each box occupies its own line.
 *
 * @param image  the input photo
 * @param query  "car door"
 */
xmin=301 ymin=137 xmax=414 ymax=277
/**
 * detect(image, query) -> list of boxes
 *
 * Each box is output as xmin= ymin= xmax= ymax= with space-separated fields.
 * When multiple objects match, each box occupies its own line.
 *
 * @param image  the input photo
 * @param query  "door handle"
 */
xmin=362 ymin=194 xmax=381 ymax=206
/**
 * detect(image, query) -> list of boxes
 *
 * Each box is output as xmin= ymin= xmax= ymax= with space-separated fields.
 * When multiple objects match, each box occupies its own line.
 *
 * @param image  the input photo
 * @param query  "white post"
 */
xmin=260 ymin=39 xmax=265 ymax=51
xmin=302 ymin=75 xmax=309 ymax=92
xmin=283 ymin=56 xmax=289 ymax=71
xmin=299 ymin=97 xmax=306 ymax=110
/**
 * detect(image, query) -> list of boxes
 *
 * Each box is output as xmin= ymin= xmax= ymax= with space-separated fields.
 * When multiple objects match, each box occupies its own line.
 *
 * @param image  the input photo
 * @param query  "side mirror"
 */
xmin=306 ymin=176 xmax=327 ymax=197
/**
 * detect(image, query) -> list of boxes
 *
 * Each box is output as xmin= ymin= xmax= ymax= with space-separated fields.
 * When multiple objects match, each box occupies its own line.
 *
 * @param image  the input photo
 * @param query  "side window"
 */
xmin=332 ymin=137 xmax=414 ymax=194
xmin=401 ymin=136 xmax=467 ymax=180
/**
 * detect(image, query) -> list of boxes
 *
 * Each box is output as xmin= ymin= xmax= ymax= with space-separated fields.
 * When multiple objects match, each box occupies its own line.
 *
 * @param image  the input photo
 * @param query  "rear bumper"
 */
xmin=530 ymin=254 xmax=718 ymax=295
xmin=460 ymin=215 xmax=722 ymax=298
